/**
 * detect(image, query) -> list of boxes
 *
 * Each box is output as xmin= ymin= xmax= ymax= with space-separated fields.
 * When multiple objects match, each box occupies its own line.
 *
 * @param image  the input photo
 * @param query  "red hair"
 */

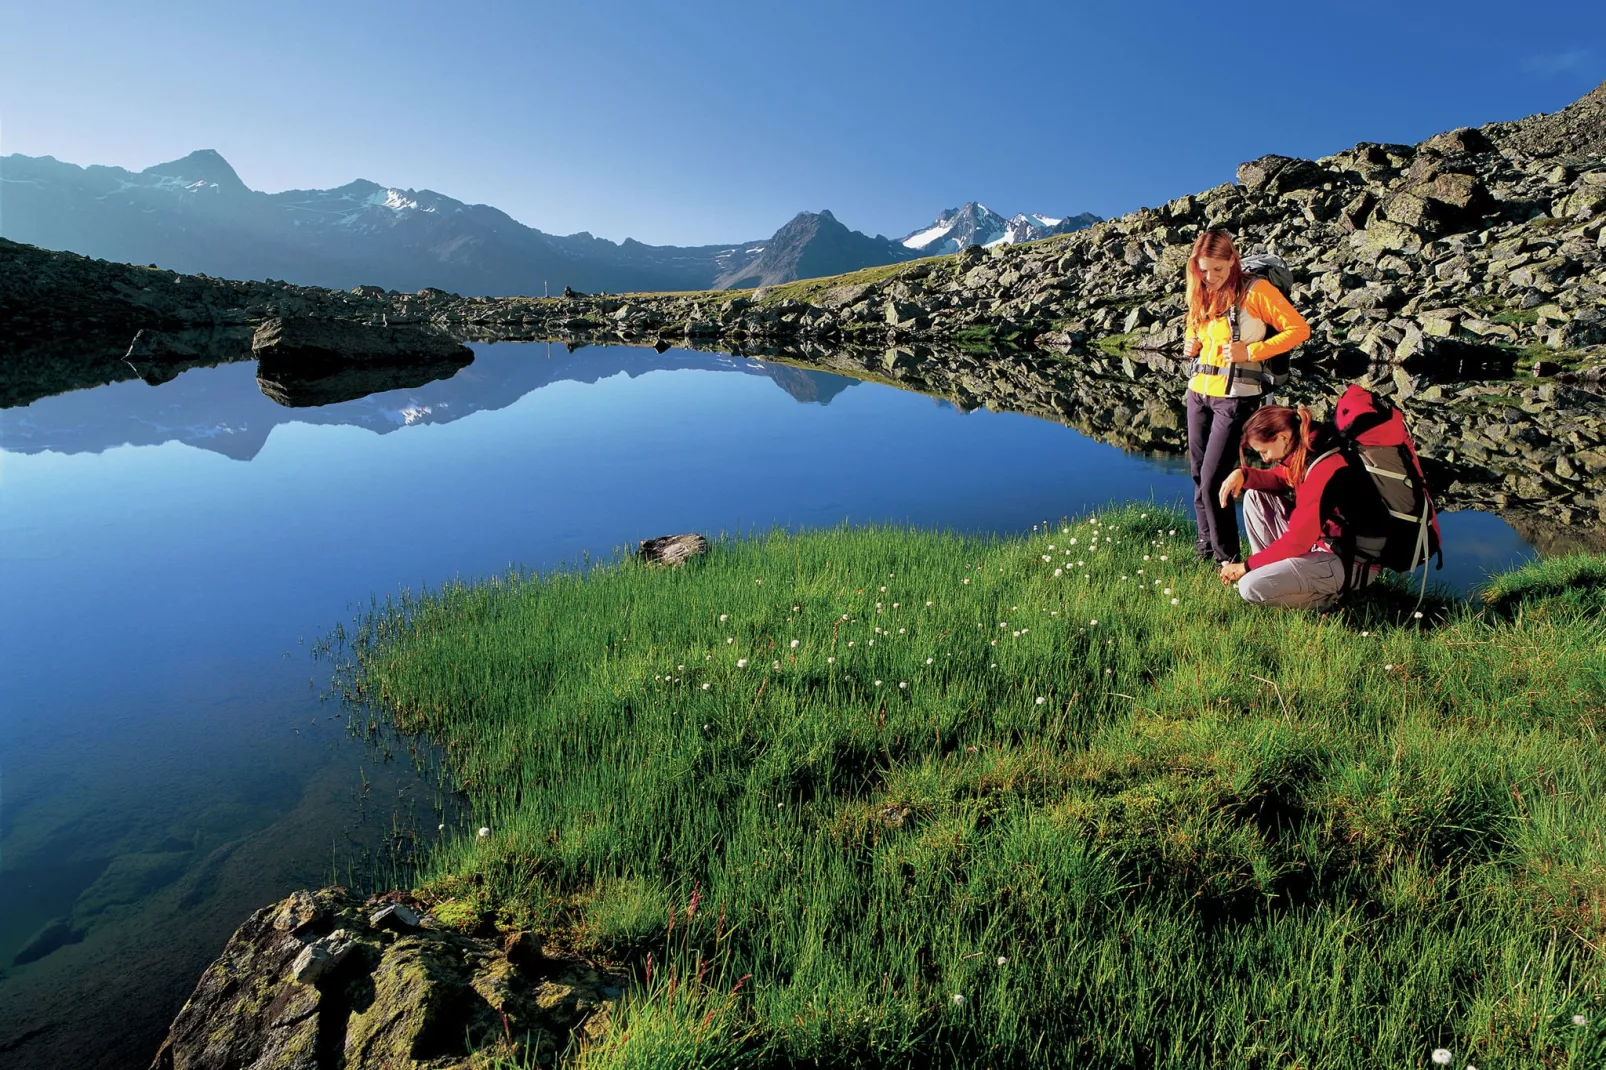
xmin=1185 ymin=230 xmax=1246 ymax=332
xmin=1242 ymin=405 xmax=1317 ymax=486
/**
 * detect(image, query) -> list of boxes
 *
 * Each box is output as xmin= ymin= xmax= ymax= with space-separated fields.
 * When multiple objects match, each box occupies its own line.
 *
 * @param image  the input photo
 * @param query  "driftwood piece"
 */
xmin=638 ymin=534 xmax=708 ymax=566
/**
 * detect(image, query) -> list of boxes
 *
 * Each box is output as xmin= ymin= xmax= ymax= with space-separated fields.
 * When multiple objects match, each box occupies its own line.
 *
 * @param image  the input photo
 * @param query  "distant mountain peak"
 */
xmin=713 ymin=209 xmax=917 ymax=289
xmin=900 ymin=202 xmax=1097 ymax=254
xmin=141 ymin=149 xmax=249 ymax=193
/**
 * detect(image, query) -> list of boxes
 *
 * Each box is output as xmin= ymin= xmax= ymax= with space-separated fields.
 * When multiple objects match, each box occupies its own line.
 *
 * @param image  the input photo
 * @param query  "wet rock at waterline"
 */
xmin=251 ymin=316 xmax=473 ymax=369
xmin=639 ymin=533 xmax=709 ymax=566
xmin=150 ymin=887 xmax=620 ymax=1070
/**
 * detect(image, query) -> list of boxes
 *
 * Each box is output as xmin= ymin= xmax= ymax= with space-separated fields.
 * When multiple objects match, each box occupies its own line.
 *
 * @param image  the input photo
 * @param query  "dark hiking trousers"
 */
xmin=1186 ymin=390 xmax=1261 ymax=564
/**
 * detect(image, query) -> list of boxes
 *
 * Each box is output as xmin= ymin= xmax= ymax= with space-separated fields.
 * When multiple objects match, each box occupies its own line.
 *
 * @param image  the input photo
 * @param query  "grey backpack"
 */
xmin=1231 ymin=253 xmax=1297 ymax=385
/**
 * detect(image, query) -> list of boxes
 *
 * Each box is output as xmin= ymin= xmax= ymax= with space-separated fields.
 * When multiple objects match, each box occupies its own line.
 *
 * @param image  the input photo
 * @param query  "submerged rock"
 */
xmin=150 ymin=887 xmax=619 ymax=1070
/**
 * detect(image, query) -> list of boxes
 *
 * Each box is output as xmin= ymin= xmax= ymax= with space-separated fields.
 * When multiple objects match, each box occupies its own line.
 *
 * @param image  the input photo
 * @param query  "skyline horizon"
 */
xmin=2 ymin=1 xmax=1602 ymax=246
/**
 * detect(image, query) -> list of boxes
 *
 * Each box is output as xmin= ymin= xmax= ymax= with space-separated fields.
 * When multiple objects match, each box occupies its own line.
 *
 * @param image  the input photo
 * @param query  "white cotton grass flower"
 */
xmin=1575 ymin=1013 xmax=1589 ymax=1026
xmin=950 ymin=993 xmax=965 ymax=1006
xmin=1035 ymin=697 xmax=1046 ymax=705
xmin=880 ymin=585 xmax=887 ymax=592
xmin=1414 ymin=610 xmax=1424 ymax=619
xmin=874 ymin=679 xmax=883 ymax=687
xmin=719 ymin=614 xmax=728 ymax=622
xmin=926 ymin=600 xmax=934 ymax=606
xmin=1054 ymin=568 xmax=1063 ymax=577
xmin=701 ymin=682 xmax=711 ymax=690
xmin=477 ymin=827 xmax=490 ymax=838
xmin=827 ymin=656 xmax=835 ymax=664
xmin=899 ymin=681 xmax=907 ymax=689
xmin=1384 ymin=664 xmax=1394 ymax=671
xmin=438 ymin=823 xmax=445 ymax=831
xmin=726 ymin=637 xmax=735 ymax=644
xmin=773 ymin=660 xmax=781 ymax=669
xmin=790 ymin=639 xmax=800 ymax=648
xmin=1171 ymin=598 xmax=1180 ymax=605
xmin=737 ymin=658 xmax=748 ymax=668
xmin=926 ymin=657 xmax=934 ymax=664
xmin=997 ymin=955 xmax=1008 ymax=966
xmin=963 ymin=577 xmax=971 ymax=584
xmin=1430 ymin=1050 xmax=1452 ymax=1066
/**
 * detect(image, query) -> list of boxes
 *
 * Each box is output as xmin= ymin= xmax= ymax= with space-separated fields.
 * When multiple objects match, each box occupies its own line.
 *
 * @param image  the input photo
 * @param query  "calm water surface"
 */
xmin=0 ymin=343 xmax=1537 ymax=1068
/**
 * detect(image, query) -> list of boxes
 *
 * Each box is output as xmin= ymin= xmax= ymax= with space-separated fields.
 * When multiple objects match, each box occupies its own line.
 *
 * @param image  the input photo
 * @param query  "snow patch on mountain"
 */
xmin=901 ymin=202 xmax=1098 ymax=253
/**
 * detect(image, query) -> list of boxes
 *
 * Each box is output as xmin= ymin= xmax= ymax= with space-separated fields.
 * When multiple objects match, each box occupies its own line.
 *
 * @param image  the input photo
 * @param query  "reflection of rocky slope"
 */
xmin=0 ymin=344 xmax=860 ymax=460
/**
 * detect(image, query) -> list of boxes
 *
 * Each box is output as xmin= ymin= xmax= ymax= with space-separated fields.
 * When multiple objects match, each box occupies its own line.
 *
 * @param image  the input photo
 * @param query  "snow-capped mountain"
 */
xmin=900 ymin=202 xmax=1099 ymax=254
xmin=0 ymin=150 xmax=770 ymax=295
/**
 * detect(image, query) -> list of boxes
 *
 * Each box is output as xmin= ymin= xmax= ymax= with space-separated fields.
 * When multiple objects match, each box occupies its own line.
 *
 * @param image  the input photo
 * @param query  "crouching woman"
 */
xmin=1216 ymin=406 xmax=1375 ymax=609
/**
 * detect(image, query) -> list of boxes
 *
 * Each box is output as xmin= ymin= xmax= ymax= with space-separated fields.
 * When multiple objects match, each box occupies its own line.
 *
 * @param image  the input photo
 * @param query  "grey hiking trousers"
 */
xmin=1237 ymin=490 xmax=1358 ymax=610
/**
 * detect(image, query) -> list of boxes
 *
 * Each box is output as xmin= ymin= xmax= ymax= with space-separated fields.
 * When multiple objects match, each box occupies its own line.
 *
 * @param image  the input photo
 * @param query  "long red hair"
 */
xmin=1242 ymin=405 xmax=1317 ymax=486
xmin=1185 ymin=230 xmax=1246 ymax=332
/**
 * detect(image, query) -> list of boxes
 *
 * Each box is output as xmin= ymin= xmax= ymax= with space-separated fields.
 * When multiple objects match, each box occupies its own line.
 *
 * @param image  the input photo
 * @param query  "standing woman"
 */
xmin=1182 ymin=231 xmax=1310 ymax=564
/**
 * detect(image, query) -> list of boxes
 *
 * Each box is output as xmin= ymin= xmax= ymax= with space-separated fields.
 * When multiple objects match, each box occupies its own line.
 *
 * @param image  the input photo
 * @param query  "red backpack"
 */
xmin=1332 ymin=384 xmax=1443 ymax=579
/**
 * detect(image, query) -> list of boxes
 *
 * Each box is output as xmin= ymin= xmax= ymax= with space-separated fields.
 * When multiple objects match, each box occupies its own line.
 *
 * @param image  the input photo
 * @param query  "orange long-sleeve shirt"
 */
xmin=1185 ymin=279 xmax=1311 ymax=398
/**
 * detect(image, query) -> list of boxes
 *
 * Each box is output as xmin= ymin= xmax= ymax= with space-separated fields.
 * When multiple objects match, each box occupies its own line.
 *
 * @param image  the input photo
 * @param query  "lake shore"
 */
xmin=154 ymin=509 xmax=1606 ymax=1067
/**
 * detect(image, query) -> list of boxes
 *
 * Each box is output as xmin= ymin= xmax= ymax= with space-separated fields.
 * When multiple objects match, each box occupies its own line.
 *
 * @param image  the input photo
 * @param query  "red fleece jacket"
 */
xmin=1240 ymin=446 xmax=1352 ymax=571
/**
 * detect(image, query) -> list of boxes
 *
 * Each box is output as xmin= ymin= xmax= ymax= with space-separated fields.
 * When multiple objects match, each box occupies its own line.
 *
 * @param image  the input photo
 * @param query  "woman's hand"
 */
xmin=1219 ymin=561 xmax=1248 ymax=584
xmin=1184 ymin=338 xmax=1202 ymax=359
xmin=1217 ymin=468 xmax=1246 ymax=508
xmin=1225 ymin=340 xmax=1251 ymax=363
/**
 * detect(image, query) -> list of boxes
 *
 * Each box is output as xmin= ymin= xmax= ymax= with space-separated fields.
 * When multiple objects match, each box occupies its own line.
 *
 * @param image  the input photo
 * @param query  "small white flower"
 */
xmin=1413 ymin=610 xmax=1424 ymax=619
xmin=893 ymin=602 xmax=900 ymax=608
xmin=1144 ymin=554 xmax=1150 ymax=561
xmin=1430 ymin=1051 xmax=1452 ymax=1067
xmin=1105 ymin=668 xmax=1113 ymax=675
xmin=726 ymin=637 xmax=735 ymax=644
xmin=793 ymin=605 xmax=800 ymax=612
xmin=1384 ymin=664 xmax=1394 ymax=671
xmin=477 ymin=827 xmax=490 ymax=838
xmin=701 ymin=682 xmax=711 ymax=690
xmin=1089 ymin=620 xmax=1098 ymax=626
xmin=704 ymin=723 xmax=711 ymax=730
xmin=737 ymin=658 xmax=748 ymax=668
xmin=1163 ymin=588 xmax=1171 ymax=595
xmin=1048 ymin=544 xmax=1055 ymax=550
xmin=827 ymin=656 xmax=835 ymax=664
xmin=1035 ymin=697 xmax=1046 ymax=705
xmin=790 ymin=639 xmax=800 ymax=648
xmin=925 ymin=600 xmax=934 ymax=606
xmin=898 ymin=681 xmax=907 ymax=689
xmin=1170 ymin=598 xmax=1180 ymax=605
xmin=990 ymin=663 xmax=997 ymax=668
xmin=1575 ymin=1013 xmax=1589 ymax=1026
xmin=1361 ymin=631 xmax=1370 ymax=637
xmin=848 ymin=640 xmax=855 ymax=647
xmin=996 ymin=956 xmax=1008 ymax=966
xmin=1054 ymin=568 xmax=1063 ymax=577
xmin=880 ymin=585 xmax=887 ymax=592
xmin=719 ymin=614 xmax=728 ymax=622
xmin=898 ymin=628 xmax=906 ymax=634
xmin=951 ymin=993 xmax=965 ymax=1006
xmin=874 ymin=679 xmax=883 ymax=687
xmin=1012 ymin=630 xmax=1020 ymax=638
xmin=1168 ymin=529 xmax=1176 ymax=535
xmin=842 ymin=613 xmax=850 ymax=620
xmin=926 ymin=657 xmax=934 ymax=664
xmin=773 ymin=659 xmax=781 ymax=669
xmin=963 ymin=578 xmax=970 ymax=584
xmin=1160 ymin=555 xmax=1168 ymax=561
xmin=438 ymin=823 xmax=445 ymax=831
xmin=1042 ymin=554 xmax=1052 ymax=562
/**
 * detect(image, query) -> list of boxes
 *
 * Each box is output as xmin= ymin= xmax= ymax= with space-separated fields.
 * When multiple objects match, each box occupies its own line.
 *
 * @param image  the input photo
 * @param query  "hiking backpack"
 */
xmin=1331 ymin=383 xmax=1443 ymax=583
xmin=1230 ymin=253 xmax=1297 ymax=387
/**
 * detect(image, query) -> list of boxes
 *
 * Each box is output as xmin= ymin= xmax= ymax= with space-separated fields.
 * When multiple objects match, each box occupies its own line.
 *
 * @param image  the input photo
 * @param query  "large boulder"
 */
xmin=251 ymin=317 xmax=472 ymax=371
xmin=149 ymin=888 xmax=621 ymax=1070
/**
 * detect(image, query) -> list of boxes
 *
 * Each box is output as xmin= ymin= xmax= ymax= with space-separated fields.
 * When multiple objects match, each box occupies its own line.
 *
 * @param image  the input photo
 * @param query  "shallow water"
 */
xmin=0 ymin=342 xmax=1537 ymax=1067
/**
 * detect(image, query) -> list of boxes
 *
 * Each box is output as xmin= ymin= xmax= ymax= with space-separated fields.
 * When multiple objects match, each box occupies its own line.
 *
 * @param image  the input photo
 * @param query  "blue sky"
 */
xmin=1 ymin=0 xmax=1601 ymax=245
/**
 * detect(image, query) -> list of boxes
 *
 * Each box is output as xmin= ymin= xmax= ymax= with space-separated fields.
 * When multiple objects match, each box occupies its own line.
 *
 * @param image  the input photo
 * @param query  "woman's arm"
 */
xmin=1245 ymin=454 xmax=1340 ymax=571
xmin=1240 ymin=281 xmax=1310 ymax=362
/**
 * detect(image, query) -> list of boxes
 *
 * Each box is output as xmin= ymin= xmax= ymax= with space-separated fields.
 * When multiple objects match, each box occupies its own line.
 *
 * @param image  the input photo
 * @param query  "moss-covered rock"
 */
xmin=150 ymin=888 xmax=621 ymax=1070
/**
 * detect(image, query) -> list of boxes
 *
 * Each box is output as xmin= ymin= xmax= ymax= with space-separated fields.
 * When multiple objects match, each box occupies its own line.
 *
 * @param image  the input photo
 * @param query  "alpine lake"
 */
xmin=0 ymin=338 xmax=1594 ymax=1069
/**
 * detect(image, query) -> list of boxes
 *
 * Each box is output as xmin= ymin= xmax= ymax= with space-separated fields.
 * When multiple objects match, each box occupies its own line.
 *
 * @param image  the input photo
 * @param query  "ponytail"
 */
xmin=1241 ymin=405 xmax=1317 ymax=484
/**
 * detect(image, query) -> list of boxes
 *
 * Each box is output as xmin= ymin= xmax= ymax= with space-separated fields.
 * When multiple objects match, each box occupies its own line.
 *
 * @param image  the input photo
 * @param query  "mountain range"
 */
xmin=898 ymin=203 xmax=1100 ymax=254
xmin=0 ymin=150 xmax=1095 ymax=296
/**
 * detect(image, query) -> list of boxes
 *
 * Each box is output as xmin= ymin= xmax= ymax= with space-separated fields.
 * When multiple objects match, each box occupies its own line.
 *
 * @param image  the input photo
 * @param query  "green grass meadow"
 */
xmin=340 ymin=507 xmax=1606 ymax=1068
